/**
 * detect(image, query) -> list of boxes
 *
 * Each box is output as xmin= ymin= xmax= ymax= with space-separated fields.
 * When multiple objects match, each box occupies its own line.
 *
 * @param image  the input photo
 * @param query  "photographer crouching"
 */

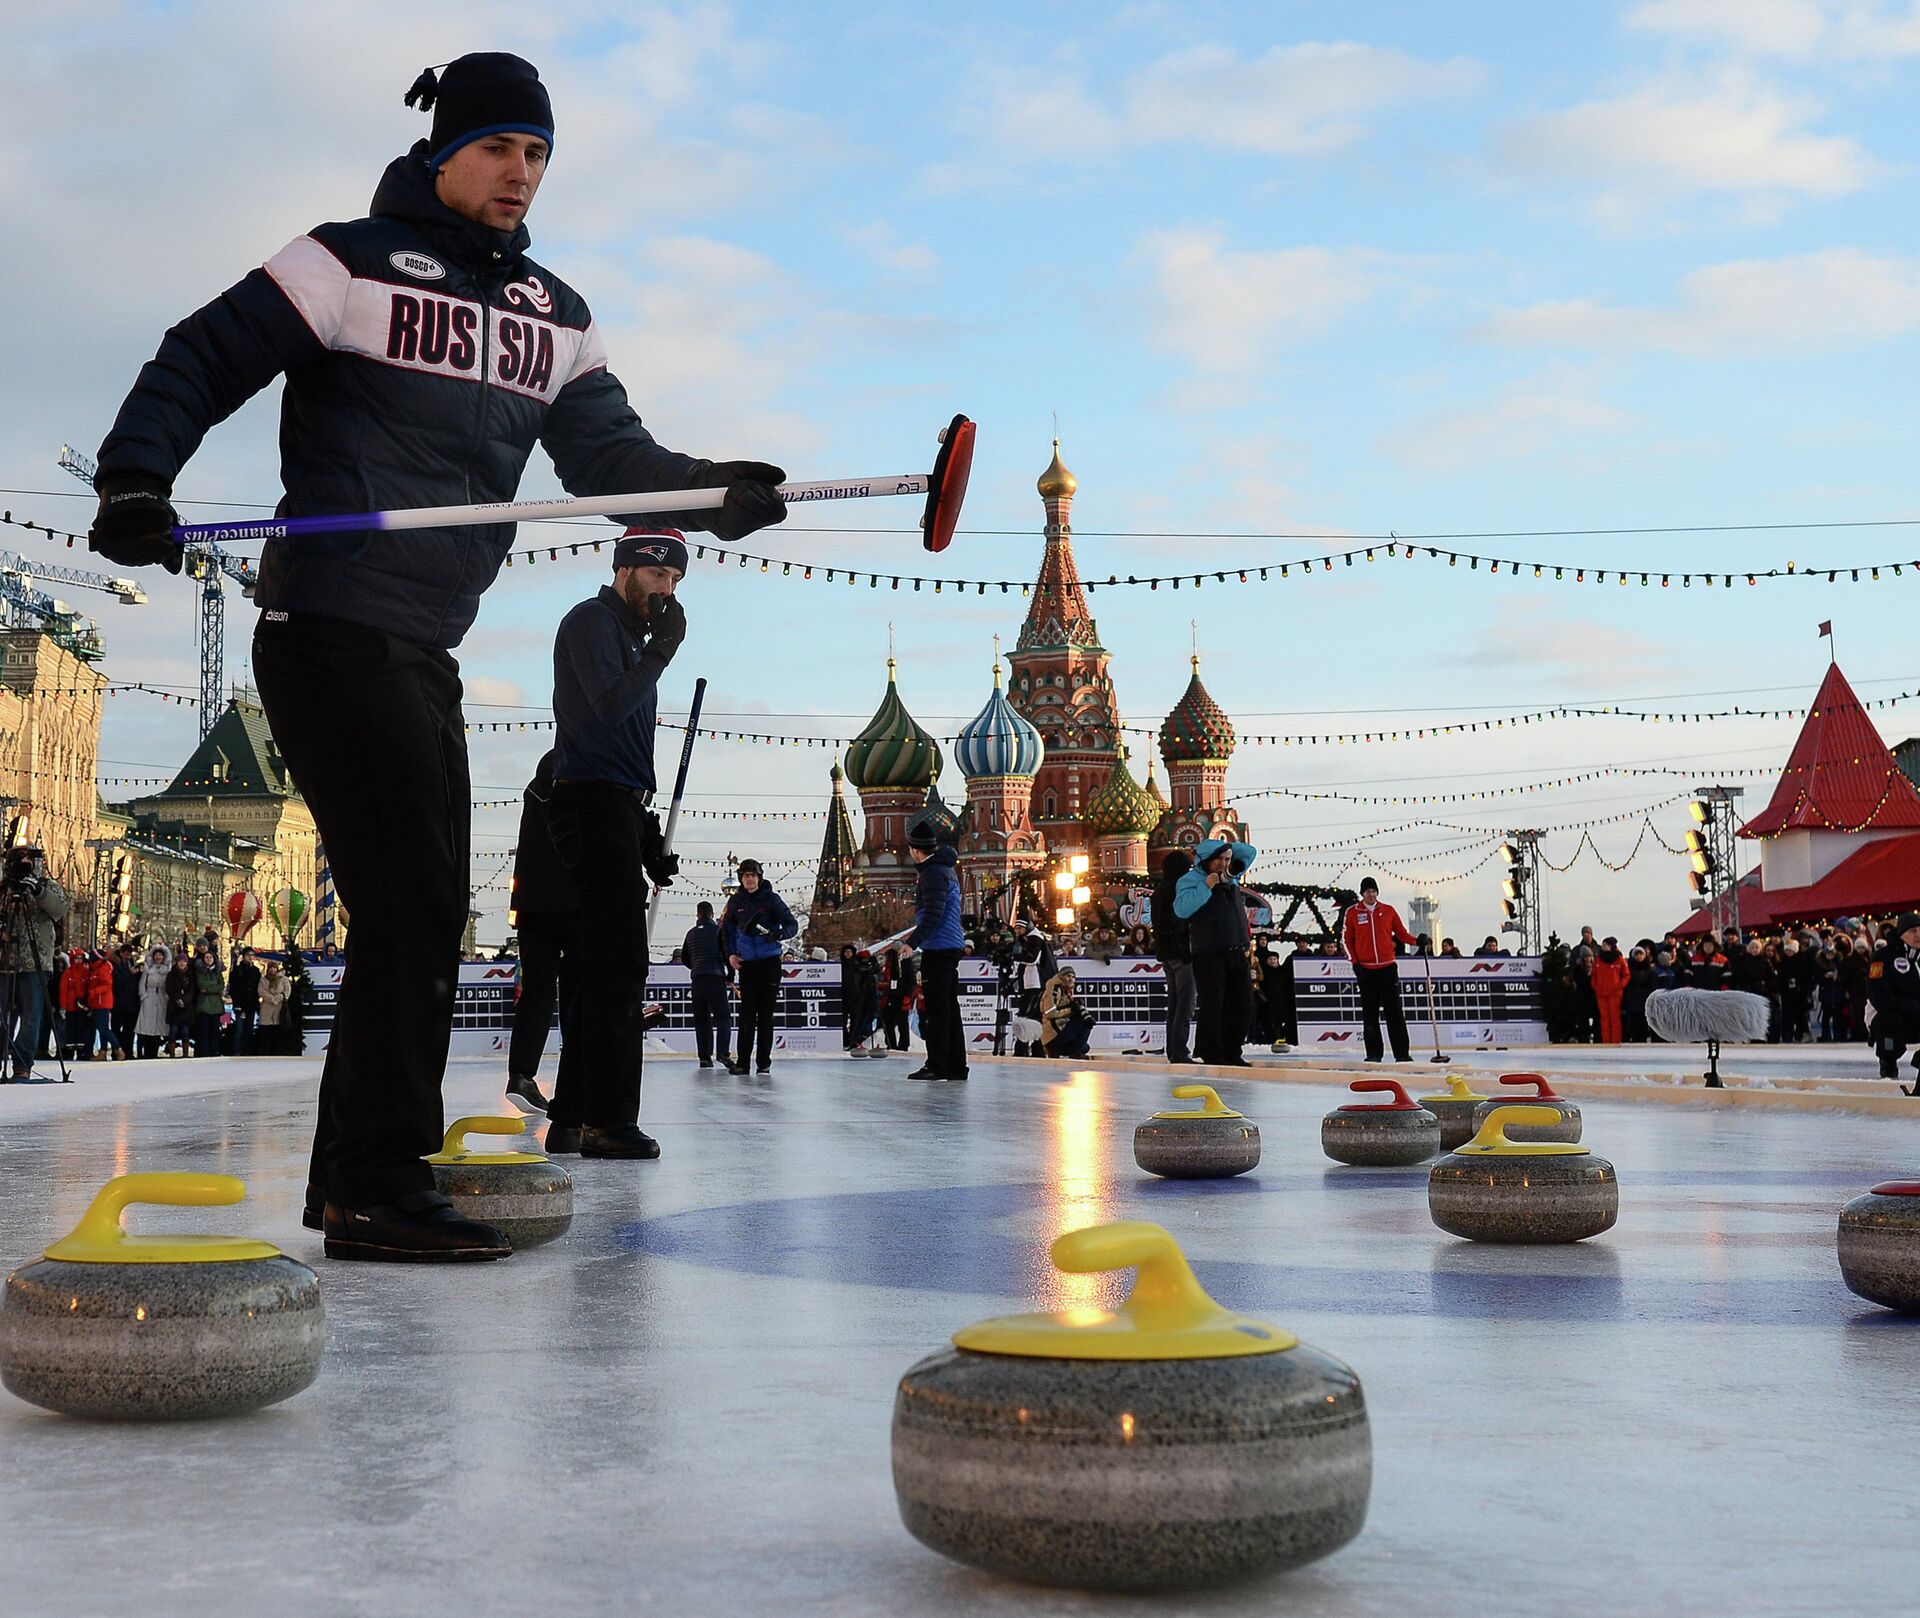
xmin=0 ymin=846 xmax=71 ymax=1085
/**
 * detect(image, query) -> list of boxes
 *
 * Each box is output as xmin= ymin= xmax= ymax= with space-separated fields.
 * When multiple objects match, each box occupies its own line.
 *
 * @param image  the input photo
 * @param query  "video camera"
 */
xmin=2 ymin=844 xmax=43 ymax=894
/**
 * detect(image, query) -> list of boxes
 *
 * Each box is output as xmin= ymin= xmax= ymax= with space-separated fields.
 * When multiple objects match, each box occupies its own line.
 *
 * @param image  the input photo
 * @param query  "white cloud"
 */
xmin=1137 ymin=230 xmax=1384 ymax=375
xmin=1479 ymin=250 xmax=1920 ymax=355
xmin=946 ymin=39 xmax=1479 ymax=173
xmin=1625 ymin=0 xmax=1831 ymax=57
xmin=1495 ymin=71 xmax=1881 ymax=224
xmin=1124 ymin=43 xmax=1483 ymax=156
xmin=1378 ymin=375 xmax=1628 ymax=474
xmin=844 ymin=223 xmax=940 ymax=279
xmin=1627 ymin=0 xmax=1920 ymax=58
xmin=1454 ymin=600 xmax=1689 ymax=688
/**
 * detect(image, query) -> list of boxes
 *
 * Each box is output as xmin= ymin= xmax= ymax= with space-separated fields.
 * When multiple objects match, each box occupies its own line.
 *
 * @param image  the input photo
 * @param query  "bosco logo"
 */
xmin=390 ymin=250 xmax=446 ymax=281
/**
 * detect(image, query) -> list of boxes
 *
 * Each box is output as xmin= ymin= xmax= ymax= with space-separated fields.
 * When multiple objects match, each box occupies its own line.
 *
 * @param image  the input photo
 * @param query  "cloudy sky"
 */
xmin=7 ymin=0 xmax=1920 ymax=947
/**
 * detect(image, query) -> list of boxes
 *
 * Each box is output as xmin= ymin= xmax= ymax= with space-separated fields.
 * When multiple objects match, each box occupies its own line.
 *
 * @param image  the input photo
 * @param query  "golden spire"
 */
xmin=1037 ymin=436 xmax=1078 ymax=500
xmin=992 ymin=631 xmax=1003 ymax=686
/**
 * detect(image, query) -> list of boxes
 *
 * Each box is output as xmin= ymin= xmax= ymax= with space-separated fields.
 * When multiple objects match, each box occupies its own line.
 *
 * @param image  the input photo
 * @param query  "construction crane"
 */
xmin=58 ymin=445 xmax=258 ymax=739
xmin=0 ymin=549 xmax=145 ymax=663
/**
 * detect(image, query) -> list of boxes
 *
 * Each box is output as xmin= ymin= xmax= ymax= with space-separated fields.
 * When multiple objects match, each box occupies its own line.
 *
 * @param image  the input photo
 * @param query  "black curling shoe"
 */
xmin=545 ymin=1122 xmax=584 ymax=1154
xmin=322 ymin=1190 xmax=512 ymax=1263
xmin=302 ymin=1184 xmax=324 ymax=1231
xmin=505 ymin=1074 xmax=549 ymax=1115
xmin=580 ymin=1124 xmax=661 ymax=1159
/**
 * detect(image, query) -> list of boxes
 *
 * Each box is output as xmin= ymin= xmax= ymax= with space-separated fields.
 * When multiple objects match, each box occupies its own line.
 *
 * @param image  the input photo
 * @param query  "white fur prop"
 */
xmin=1644 ymin=988 xmax=1771 ymax=1045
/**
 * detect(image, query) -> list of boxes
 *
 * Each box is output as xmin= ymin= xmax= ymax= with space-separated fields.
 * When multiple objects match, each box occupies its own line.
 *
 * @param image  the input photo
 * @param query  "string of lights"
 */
xmin=9 ymin=504 xmax=1920 ymax=595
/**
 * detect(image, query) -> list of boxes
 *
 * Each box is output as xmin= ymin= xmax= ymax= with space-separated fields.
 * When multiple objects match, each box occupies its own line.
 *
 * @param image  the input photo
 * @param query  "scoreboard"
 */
xmin=1289 ymin=956 xmax=1546 ymax=1050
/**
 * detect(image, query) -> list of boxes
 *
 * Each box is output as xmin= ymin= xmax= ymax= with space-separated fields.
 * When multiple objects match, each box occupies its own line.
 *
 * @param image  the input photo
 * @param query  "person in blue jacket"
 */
xmin=905 ymin=821 xmax=968 ymax=1081
xmin=722 ymin=859 xmax=797 ymax=1075
xmin=1174 ymin=837 xmax=1260 ymax=1066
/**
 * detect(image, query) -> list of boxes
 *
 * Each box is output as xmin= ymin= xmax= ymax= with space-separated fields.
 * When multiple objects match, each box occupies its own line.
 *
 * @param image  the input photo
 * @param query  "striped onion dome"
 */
xmin=956 ymin=662 xmax=1043 ymax=780
xmin=846 ymin=658 xmax=942 ymax=790
xmin=1086 ymin=745 xmax=1163 ymax=837
xmin=1159 ymin=655 xmax=1236 ymax=764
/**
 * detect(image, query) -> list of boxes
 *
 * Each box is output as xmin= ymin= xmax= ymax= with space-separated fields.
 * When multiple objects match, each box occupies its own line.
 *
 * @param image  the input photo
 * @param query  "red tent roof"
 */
xmin=1739 ymin=661 xmax=1920 ymax=838
xmin=1674 ymin=834 xmax=1920 ymax=935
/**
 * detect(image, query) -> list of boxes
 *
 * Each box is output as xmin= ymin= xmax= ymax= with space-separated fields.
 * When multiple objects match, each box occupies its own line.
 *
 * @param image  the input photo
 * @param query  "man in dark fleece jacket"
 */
xmin=84 ymin=54 xmax=787 ymax=1263
xmin=545 ymin=528 xmax=691 ymax=1159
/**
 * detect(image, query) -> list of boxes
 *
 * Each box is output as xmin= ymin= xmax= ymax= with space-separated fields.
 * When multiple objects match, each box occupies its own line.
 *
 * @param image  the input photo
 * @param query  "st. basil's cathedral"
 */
xmin=811 ymin=441 xmax=1250 ymax=923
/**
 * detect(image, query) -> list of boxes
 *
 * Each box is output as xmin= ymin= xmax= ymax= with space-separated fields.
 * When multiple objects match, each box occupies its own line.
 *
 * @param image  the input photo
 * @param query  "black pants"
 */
xmin=1192 ymin=950 xmax=1251 ymax=1064
xmin=254 ymin=613 xmax=470 ymax=1207
xmin=1357 ymin=963 xmax=1411 ymax=1062
xmin=1049 ymin=1013 xmax=1093 ymax=1059
xmin=736 ymin=957 xmax=780 ymax=1069
xmin=191 ymin=1011 xmax=221 ymax=1057
xmin=508 ymin=909 xmax=577 ymax=1082
xmin=920 ymin=948 xmax=967 ymax=1077
xmin=691 ymin=975 xmax=730 ymax=1062
xmin=882 ymin=1000 xmax=910 ymax=1051
xmin=113 ymin=1010 xmax=137 ymax=1059
xmin=547 ymin=783 xmax=650 ymax=1129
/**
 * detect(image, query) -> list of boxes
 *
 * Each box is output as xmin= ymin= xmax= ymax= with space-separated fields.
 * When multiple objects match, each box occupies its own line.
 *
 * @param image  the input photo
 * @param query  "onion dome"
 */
xmin=1086 ymin=746 xmax=1163 ymax=838
xmin=956 ymin=661 xmax=1043 ymax=780
xmin=846 ymin=658 xmax=942 ymax=790
xmin=1037 ymin=438 xmax=1077 ymax=500
xmin=1160 ymin=655 xmax=1235 ymax=764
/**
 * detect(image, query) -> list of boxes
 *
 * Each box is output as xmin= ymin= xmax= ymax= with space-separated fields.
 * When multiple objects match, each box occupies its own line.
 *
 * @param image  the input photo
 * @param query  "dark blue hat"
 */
xmin=613 ymin=527 xmax=689 ymax=576
xmin=406 ymin=53 xmax=555 ymax=171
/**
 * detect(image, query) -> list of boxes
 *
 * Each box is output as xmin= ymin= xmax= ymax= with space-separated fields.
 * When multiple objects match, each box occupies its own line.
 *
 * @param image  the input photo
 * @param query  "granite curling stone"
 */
xmin=892 ymin=1221 xmax=1370 ymax=1591
xmin=1416 ymin=1075 xmax=1496 ymax=1151
xmin=1428 ymin=1106 xmax=1618 ymax=1244
xmin=1837 ymin=1179 xmax=1920 ymax=1314
xmin=1470 ymin=1073 xmax=1582 ymax=1144
xmin=429 ymin=1116 xmax=573 ymax=1249
xmin=1321 ymin=1079 xmax=1441 ymax=1166
xmin=1133 ymin=1085 xmax=1261 ymax=1179
xmin=0 ymin=1173 xmax=323 ymax=1420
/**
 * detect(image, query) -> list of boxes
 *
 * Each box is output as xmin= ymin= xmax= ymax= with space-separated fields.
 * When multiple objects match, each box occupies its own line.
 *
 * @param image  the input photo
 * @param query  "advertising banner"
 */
xmin=1289 ymin=955 xmax=1547 ymax=1050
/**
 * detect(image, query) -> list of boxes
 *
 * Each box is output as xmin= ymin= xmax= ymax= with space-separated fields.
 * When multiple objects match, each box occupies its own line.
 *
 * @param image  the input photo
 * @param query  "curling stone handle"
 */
xmin=1499 ymin=1073 xmax=1556 ymax=1098
xmin=1464 ymin=1104 xmax=1559 ymax=1150
xmin=440 ymin=1115 xmax=527 ymax=1155
xmin=1352 ymin=1077 xmax=1415 ymax=1107
xmin=70 ymin=1173 xmax=246 ymax=1245
xmin=1050 ymin=1221 xmax=1218 ymax=1334
xmin=1170 ymin=1084 xmax=1233 ymax=1117
xmin=1445 ymin=1076 xmax=1480 ymax=1099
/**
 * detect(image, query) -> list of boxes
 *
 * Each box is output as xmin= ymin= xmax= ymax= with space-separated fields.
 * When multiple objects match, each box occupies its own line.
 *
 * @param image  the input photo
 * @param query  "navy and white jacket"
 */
xmin=96 ymin=144 xmax=707 ymax=649
xmin=722 ymin=886 xmax=798 ymax=964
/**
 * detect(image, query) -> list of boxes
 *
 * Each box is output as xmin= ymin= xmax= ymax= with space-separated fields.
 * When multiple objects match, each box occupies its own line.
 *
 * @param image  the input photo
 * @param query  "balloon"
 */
xmin=267 ymin=887 xmax=309 ymax=937
xmin=225 ymin=890 xmax=262 ymax=939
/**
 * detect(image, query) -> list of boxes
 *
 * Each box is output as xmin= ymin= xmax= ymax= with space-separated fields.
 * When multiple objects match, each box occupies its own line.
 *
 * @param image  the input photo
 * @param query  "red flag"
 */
xmin=1818 ymin=621 xmax=1832 ymax=638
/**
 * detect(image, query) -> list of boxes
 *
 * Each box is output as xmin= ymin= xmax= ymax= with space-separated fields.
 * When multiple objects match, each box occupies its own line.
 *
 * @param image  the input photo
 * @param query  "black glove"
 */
xmin=688 ymin=459 xmax=787 ymax=543
xmin=642 ymin=593 xmax=687 ymax=663
xmin=638 ymin=808 xmax=679 ymax=888
xmin=88 ymin=482 xmax=185 ymax=574
xmin=14 ymin=874 xmax=41 ymax=898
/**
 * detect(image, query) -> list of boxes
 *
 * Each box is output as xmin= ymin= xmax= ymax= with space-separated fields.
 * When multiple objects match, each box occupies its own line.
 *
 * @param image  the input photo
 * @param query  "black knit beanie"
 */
xmin=405 ymin=53 xmax=555 ymax=171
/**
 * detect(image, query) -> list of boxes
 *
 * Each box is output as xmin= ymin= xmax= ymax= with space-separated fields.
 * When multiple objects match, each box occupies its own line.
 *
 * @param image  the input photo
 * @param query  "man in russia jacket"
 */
xmin=1341 ymin=876 xmax=1416 ymax=1063
xmin=84 ymin=53 xmax=788 ymax=1263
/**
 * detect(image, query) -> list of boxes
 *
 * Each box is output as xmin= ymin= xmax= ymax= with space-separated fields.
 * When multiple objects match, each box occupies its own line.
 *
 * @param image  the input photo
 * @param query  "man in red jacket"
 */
xmin=1341 ymin=876 xmax=1415 ymax=1062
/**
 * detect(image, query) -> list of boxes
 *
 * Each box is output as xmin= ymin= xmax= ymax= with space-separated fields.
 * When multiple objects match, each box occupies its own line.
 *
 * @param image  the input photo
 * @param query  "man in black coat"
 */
xmin=226 ymin=947 xmax=262 ymax=1055
xmin=680 ymin=901 xmax=731 ymax=1069
xmin=1867 ymin=914 xmax=1920 ymax=1092
xmin=86 ymin=55 xmax=785 ymax=1261
xmin=110 ymin=944 xmax=140 ymax=1061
